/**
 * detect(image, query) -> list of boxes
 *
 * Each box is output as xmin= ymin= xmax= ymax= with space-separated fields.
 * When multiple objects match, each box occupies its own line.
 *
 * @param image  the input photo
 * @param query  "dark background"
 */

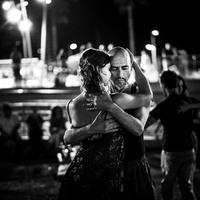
xmin=0 ymin=0 xmax=199 ymax=59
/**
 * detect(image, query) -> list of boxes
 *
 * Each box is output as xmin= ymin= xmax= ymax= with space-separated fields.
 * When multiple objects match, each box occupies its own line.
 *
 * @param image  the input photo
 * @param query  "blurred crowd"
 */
xmin=0 ymin=103 xmax=72 ymax=163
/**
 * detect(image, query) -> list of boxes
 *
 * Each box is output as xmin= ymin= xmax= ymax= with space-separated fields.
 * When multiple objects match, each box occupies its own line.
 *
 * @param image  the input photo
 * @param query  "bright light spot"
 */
xmin=145 ymin=44 xmax=156 ymax=51
xmin=46 ymin=0 xmax=52 ymax=4
xmin=64 ymin=149 xmax=69 ymax=154
xmin=192 ymin=55 xmax=196 ymax=60
xmin=107 ymin=43 xmax=114 ymax=51
xmin=65 ymin=74 xmax=80 ymax=87
xmin=16 ymin=89 xmax=24 ymax=93
xmin=70 ymin=43 xmax=77 ymax=50
xmin=2 ymin=1 xmax=12 ymax=10
xmin=151 ymin=30 xmax=159 ymax=36
xmin=0 ymin=78 xmax=14 ymax=88
xmin=23 ymin=1 xmax=28 ymax=7
xmin=33 ymin=68 xmax=42 ymax=77
xmin=37 ymin=0 xmax=51 ymax=4
xmin=7 ymin=7 xmax=21 ymax=23
xmin=18 ymin=19 xmax=32 ymax=31
xmin=20 ymin=68 xmax=26 ymax=76
xmin=26 ymin=79 xmax=40 ymax=87
xmin=99 ymin=44 xmax=105 ymax=51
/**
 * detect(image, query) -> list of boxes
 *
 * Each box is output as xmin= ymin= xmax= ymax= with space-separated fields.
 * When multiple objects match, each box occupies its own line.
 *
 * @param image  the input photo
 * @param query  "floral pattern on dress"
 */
xmin=57 ymin=130 xmax=125 ymax=200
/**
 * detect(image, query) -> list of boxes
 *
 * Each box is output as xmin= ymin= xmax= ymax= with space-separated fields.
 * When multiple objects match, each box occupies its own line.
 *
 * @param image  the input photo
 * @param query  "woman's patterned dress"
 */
xmin=57 ymin=129 xmax=125 ymax=200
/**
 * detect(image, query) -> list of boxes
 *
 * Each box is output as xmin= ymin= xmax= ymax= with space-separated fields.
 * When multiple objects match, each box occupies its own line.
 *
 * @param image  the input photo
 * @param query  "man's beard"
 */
xmin=110 ymin=78 xmax=128 ymax=93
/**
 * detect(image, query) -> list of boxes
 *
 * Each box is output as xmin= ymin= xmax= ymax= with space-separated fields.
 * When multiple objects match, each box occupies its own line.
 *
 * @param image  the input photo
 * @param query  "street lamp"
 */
xmin=20 ymin=0 xmax=32 ymax=58
xmin=150 ymin=30 xmax=159 ymax=70
xmin=37 ymin=0 xmax=52 ymax=63
xmin=151 ymin=30 xmax=159 ymax=46
xmin=2 ymin=1 xmax=12 ymax=10
xmin=2 ymin=0 xmax=32 ymax=58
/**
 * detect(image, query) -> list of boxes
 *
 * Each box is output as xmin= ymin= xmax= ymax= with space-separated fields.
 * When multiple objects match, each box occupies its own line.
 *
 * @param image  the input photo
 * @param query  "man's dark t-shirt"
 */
xmin=118 ymin=84 xmax=145 ymax=161
xmin=150 ymin=94 xmax=195 ymax=152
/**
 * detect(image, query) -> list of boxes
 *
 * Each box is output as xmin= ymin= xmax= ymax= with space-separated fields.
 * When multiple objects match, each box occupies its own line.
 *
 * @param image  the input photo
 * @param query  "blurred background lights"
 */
xmin=151 ymin=30 xmax=159 ymax=36
xmin=99 ymin=44 xmax=105 ymax=51
xmin=18 ymin=19 xmax=32 ymax=32
xmin=46 ymin=0 xmax=52 ymax=4
xmin=7 ymin=7 xmax=21 ymax=23
xmin=37 ymin=0 xmax=51 ymax=4
xmin=2 ymin=1 xmax=12 ymax=10
xmin=145 ymin=44 xmax=156 ymax=51
xmin=70 ymin=43 xmax=77 ymax=50
xmin=107 ymin=43 xmax=114 ymax=51
xmin=23 ymin=1 xmax=29 ymax=7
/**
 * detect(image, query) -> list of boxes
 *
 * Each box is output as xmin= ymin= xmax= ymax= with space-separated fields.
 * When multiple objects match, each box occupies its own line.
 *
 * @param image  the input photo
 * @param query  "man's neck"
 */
xmin=111 ymin=83 xmax=129 ymax=93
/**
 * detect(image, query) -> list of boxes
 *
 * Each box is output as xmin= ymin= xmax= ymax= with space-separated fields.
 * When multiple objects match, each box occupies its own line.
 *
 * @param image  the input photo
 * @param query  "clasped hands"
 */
xmin=83 ymin=90 xmax=113 ymax=111
xmin=83 ymin=91 xmax=120 ymax=134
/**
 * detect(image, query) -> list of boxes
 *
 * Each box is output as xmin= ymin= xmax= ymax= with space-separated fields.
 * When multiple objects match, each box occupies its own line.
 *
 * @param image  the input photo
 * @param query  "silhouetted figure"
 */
xmin=177 ymin=49 xmax=189 ymax=77
xmin=10 ymin=43 xmax=22 ymax=87
xmin=26 ymin=107 xmax=43 ymax=159
xmin=146 ymin=70 xmax=197 ymax=200
xmin=0 ymin=103 xmax=21 ymax=161
xmin=177 ymin=75 xmax=200 ymax=168
xmin=46 ymin=106 xmax=67 ymax=157
xmin=161 ymin=43 xmax=178 ymax=71
xmin=57 ymin=48 xmax=68 ymax=69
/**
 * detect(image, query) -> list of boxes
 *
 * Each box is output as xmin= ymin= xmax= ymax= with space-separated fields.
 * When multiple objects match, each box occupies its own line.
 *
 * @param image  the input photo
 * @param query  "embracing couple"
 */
xmin=57 ymin=46 xmax=157 ymax=200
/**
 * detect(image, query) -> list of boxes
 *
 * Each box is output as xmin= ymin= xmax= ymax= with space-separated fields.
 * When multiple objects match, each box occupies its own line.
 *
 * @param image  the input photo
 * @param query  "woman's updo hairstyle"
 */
xmin=78 ymin=48 xmax=111 ymax=93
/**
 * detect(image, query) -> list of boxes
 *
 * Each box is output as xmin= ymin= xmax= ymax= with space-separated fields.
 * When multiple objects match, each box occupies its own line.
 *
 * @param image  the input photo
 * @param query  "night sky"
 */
xmin=0 ymin=0 xmax=199 ymax=59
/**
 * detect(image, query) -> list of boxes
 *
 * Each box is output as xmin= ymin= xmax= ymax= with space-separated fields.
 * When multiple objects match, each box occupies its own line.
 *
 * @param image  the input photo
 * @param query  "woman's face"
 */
xmin=100 ymin=63 xmax=111 ymax=86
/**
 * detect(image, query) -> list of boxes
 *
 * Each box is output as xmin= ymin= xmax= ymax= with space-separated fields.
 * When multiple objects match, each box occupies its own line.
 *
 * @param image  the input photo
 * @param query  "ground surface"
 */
xmin=0 ymin=149 xmax=200 ymax=200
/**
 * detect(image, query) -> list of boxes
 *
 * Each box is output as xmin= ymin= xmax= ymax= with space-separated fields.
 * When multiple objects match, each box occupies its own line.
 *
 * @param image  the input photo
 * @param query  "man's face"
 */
xmin=110 ymin=52 xmax=132 ymax=91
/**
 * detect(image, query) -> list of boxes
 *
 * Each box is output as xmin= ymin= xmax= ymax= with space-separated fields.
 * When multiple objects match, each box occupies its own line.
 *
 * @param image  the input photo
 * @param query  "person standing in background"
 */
xmin=0 ymin=103 xmax=21 ymax=161
xmin=56 ymin=49 xmax=68 ymax=69
xmin=161 ymin=43 xmax=178 ymax=71
xmin=146 ymin=70 xmax=197 ymax=200
xmin=48 ymin=106 xmax=67 ymax=156
xmin=10 ymin=41 xmax=22 ymax=87
xmin=26 ymin=107 xmax=44 ymax=159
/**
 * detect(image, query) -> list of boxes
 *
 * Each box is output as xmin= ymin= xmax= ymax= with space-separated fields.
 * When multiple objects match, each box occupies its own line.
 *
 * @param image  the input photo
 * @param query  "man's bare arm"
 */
xmin=64 ymin=112 xmax=120 ymax=145
xmin=127 ymin=48 xmax=153 ymax=98
xmin=106 ymin=102 xmax=144 ymax=136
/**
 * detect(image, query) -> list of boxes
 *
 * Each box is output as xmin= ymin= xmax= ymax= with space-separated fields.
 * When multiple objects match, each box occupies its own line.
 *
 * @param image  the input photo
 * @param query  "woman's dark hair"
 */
xmin=78 ymin=48 xmax=111 ymax=93
xmin=160 ymin=70 xmax=179 ymax=89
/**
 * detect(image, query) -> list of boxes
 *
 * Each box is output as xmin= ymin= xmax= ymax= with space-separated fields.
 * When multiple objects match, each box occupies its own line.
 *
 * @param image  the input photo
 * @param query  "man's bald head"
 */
xmin=108 ymin=47 xmax=132 ymax=67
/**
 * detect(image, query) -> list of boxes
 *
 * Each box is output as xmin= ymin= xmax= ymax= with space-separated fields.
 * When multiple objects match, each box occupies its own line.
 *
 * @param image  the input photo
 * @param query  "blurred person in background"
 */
xmin=177 ymin=75 xmax=200 ymax=167
xmin=10 ymin=41 xmax=22 ymax=87
xmin=146 ymin=70 xmax=197 ymax=200
xmin=46 ymin=105 xmax=67 ymax=157
xmin=56 ymin=48 xmax=68 ymax=69
xmin=0 ymin=103 xmax=21 ymax=161
xmin=26 ymin=107 xmax=44 ymax=159
xmin=161 ymin=43 xmax=178 ymax=71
